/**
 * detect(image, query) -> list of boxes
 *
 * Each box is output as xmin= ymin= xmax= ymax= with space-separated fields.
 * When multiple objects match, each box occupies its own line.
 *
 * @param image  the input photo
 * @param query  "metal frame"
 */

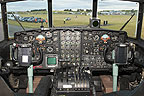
xmin=136 ymin=1 xmax=143 ymax=40
xmin=0 ymin=0 xmax=24 ymax=3
xmin=48 ymin=0 xmax=53 ymax=28
xmin=92 ymin=0 xmax=98 ymax=18
xmin=1 ymin=3 xmax=8 ymax=40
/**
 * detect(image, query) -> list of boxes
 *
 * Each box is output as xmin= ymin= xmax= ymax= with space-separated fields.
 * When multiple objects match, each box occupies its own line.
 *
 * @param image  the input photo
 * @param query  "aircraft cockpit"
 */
xmin=0 ymin=0 xmax=144 ymax=96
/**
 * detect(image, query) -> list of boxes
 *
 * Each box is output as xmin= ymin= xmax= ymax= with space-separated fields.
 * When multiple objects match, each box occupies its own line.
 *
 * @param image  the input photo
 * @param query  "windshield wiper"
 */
xmin=120 ymin=13 xmax=135 ymax=31
xmin=11 ymin=12 xmax=26 ymax=31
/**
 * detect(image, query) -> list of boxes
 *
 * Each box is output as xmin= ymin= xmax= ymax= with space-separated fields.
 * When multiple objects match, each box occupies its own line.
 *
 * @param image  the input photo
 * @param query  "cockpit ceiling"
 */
xmin=122 ymin=0 xmax=143 ymax=2
xmin=0 ymin=0 xmax=25 ymax=3
xmin=0 ymin=0 xmax=143 ymax=3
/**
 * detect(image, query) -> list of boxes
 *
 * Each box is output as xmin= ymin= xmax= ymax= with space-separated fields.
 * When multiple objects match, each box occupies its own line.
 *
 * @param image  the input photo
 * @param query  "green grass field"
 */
xmin=8 ymin=13 xmax=137 ymax=38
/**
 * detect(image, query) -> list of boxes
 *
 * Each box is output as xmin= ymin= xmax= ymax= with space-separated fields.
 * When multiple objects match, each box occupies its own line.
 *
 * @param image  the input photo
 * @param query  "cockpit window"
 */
xmin=53 ymin=0 xmax=92 ymax=27
xmin=141 ymin=10 xmax=144 ymax=39
xmin=6 ymin=0 xmax=139 ymax=38
xmin=98 ymin=0 xmax=139 ymax=38
xmin=7 ymin=0 xmax=48 ymax=38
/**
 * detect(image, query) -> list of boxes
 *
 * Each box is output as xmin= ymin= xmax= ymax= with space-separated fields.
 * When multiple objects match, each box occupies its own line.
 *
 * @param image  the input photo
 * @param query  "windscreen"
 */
xmin=53 ymin=0 xmax=92 ymax=27
xmin=7 ymin=0 xmax=139 ymax=38
xmin=7 ymin=0 xmax=48 ymax=38
xmin=98 ymin=0 xmax=139 ymax=38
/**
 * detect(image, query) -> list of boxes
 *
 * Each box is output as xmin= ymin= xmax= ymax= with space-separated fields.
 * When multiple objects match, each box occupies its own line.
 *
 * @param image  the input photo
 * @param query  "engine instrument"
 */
xmin=14 ymin=28 xmax=127 ymax=70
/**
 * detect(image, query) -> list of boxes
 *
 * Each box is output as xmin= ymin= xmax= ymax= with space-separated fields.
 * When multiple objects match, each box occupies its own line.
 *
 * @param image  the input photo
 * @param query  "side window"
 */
xmin=7 ymin=0 xmax=47 ymax=38
xmin=0 ymin=4 xmax=4 ymax=41
xmin=141 ymin=9 xmax=144 ymax=39
xmin=98 ymin=0 xmax=139 ymax=38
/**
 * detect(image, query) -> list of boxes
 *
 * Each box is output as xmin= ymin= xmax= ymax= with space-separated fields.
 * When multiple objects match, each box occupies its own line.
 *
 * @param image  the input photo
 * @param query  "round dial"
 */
xmin=46 ymin=32 xmax=52 ymax=38
xmin=47 ymin=47 xmax=53 ymax=53
xmin=93 ymin=35 xmax=99 ymax=41
xmin=36 ymin=35 xmax=46 ymax=44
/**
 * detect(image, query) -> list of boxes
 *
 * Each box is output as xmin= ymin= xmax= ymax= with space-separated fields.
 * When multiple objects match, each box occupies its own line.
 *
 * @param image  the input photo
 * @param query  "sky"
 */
xmin=0 ymin=0 xmax=139 ymax=12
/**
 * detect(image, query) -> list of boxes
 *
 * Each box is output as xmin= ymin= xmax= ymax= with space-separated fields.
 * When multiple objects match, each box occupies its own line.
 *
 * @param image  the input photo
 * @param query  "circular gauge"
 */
xmin=65 ymin=45 xmax=70 ymax=49
xmin=76 ymin=31 xmax=80 ymax=35
xmin=61 ymin=41 xmax=65 ymax=45
xmin=76 ymin=36 xmax=80 ymax=40
xmin=94 ymin=47 xmax=99 ymax=52
xmin=36 ymin=35 xmax=45 ymax=41
xmin=66 ymin=41 xmax=70 ymax=45
xmin=61 ymin=45 xmax=65 ymax=49
xmin=84 ymin=36 xmax=88 ymax=40
xmin=47 ymin=39 xmax=53 ymax=44
xmin=29 ymin=36 xmax=35 ymax=42
xmin=71 ymin=36 xmax=75 ymax=40
xmin=71 ymin=54 xmax=75 ymax=58
xmin=36 ymin=35 xmax=46 ymax=44
xmin=71 ymin=41 xmax=75 ymax=45
xmin=23 ymin=36 xmax=28 ymax=41
xmin=71 ymin=32 xmax=75 ymax=36
xmin=66 ymin=31 xmax=71 ymax=35
xmin=61 ymin=31 xmax=65 ymax=36
xmin=111 ymin=36 xmax=118 ymax=42
xmin=101 ymin=34 xmax=110 ymax=43
xmin=61 ymin=54 xmax=65 ymax=58
xmin=66 ymin=54 xmax=70 ymax=58
xmin=88 ymin=34 xmax=92 ymax=40
xmin=84 ymin=31 xmax=88 ymax=35
xmin=53 ymin=37 xmax=58 ymax=41
xmin=93 ymin=35 xmax=99 ymax=41
xmin=76 ymin=41 xmax=80 ymax=45
xmin=61 ymin=36 xmax=65 ymax=41
xmin=88 ymin=36 xmax=92 ymax=40
xmin=66 ymin=36 xmax=71 ymax=40
xmin=46 ymin=32 xmax=52 ymax=38
xmin=47 ymin=47 xmax=53 ymax=53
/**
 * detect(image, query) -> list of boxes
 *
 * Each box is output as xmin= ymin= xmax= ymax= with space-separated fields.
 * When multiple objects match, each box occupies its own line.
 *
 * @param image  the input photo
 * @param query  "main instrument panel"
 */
xmin=14 ymin=28 xmax=127 ymax=70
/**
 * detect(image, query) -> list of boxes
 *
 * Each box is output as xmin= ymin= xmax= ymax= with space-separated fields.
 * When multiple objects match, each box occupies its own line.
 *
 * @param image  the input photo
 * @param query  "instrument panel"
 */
xmin=14 ymin=28 xmax=127 ymax=70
